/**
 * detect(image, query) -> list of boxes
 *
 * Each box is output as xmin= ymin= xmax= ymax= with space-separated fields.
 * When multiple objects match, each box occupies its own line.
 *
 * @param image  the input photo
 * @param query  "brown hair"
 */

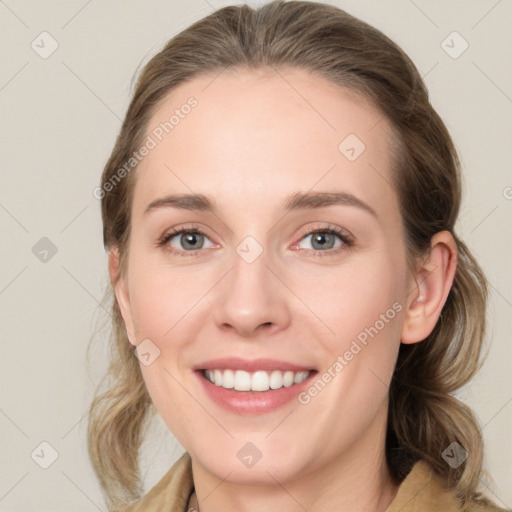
xmin=88 ymin=1 xmax=496 ymax=510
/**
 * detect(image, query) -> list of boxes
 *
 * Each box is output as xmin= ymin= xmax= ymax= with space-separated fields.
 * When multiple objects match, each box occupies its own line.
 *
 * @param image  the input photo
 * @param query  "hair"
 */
xmin=87 ymin=1 xmax=496 ymax=510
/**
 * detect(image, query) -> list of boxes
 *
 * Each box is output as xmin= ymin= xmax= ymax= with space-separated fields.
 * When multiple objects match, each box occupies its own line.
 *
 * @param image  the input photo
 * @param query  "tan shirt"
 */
xmin=124 ymin=452 xmax=507 ymax=512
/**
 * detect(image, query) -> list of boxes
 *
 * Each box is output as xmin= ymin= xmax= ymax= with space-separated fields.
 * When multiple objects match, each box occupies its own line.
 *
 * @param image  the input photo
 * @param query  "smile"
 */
xmin=202 ymin=369 xmax=311 ymax=392
xmin=193 ymin=357 xmax=317 ymax=413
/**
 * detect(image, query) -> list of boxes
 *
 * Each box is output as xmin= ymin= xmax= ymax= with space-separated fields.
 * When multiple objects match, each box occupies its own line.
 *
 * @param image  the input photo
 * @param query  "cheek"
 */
xmin=303 ymin=249 xmax=406 ymax=411
xmin=300 ymin=251 xmax=405 ymax=347
xmin=126 ymin=255 xmax=213 ymax=342
xmin=297 ymin=259 xmax=405 ymax=447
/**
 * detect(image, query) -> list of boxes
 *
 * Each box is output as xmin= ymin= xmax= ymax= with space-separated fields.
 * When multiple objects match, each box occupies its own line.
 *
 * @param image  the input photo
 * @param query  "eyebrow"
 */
xmin=144 ymin=191 xmax=378 ymax=218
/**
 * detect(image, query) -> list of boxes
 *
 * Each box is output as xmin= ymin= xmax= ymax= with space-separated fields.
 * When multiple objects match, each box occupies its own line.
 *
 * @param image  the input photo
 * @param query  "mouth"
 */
xmin=192 ymin=357 xmax=317 ymax=414
xmin=200 ymin=368 xmax=313 ymax=392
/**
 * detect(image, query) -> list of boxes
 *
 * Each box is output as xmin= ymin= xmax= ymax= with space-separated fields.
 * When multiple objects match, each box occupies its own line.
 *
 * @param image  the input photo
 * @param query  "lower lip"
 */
xmin=195 ymin=371 xmax=316 ymax=415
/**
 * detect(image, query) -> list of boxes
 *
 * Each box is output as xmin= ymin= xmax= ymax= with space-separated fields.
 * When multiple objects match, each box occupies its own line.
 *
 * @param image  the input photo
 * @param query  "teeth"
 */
xmin=204 ymin=369 xmax=310 ymax=392
xmin=251 ymin=371 xmax=269 ymax=392
xmin=269 ymin=370 xmax=283 ymax=390
xmin=283 ymin=370 xmax=295 ymax=387
xmin=235 ymin=370 xmax=251 ymax=391
xmin=222 ymin=369 xmax=234 ymax=389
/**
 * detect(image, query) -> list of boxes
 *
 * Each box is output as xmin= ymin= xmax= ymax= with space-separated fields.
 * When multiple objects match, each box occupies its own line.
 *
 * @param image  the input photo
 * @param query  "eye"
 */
xmin=158 ymin=228 xmax=215 ymax=255
xmin=291 ymin=225 xmax=353 ymax=255
xmin=158 ymin=224 xmax=353 ymax=258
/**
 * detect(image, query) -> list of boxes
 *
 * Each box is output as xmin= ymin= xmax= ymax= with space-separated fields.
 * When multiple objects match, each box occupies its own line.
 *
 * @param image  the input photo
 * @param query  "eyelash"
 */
xmin=294 ymin=224 xmax=354 ymax=258
xmin=157 ymin=223 xmax=354 ymax=258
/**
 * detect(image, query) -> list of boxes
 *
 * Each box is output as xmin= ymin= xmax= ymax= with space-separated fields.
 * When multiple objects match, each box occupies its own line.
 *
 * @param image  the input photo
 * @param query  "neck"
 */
xmin=189 ymin=404 xmax=400 ymax=512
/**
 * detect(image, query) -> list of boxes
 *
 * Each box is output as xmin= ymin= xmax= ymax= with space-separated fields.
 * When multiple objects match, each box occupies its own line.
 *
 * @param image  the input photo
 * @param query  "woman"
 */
xmin=88 ymin=1 xmax=509 ymax=511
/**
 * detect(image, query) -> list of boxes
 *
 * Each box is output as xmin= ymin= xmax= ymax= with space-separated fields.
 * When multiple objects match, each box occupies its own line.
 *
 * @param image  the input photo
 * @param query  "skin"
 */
xmin=110 ymin=67 xmax=457 ymax=512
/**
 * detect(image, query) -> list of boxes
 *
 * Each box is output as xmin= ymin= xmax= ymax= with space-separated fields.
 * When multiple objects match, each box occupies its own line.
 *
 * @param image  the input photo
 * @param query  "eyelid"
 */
xmin=293 ymin=223 xmax=354 ymax=244
xmin=157 ymin=223 xmax=218 ymax=257
xmin=158 ymin=222 xmax=354 ymax=257
xmin=289 ymin=223 xmax=354 ymax=256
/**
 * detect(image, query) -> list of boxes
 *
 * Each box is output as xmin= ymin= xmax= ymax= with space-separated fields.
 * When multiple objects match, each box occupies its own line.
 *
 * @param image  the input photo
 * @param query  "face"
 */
xmin=114 ymin=67 xmax=416 ymax=485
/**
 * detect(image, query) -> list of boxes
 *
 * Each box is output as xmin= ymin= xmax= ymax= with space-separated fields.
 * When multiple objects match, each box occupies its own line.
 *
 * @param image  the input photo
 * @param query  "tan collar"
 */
xmin=384 ymin=459 xmax=461 ymax=511
xmin=124 ymin=452 xmax=502 ymax=512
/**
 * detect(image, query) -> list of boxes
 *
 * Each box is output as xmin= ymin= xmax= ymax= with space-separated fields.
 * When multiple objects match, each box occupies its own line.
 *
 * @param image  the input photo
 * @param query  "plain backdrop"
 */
xmin=1 ymin=1 xmax=511 ymax=510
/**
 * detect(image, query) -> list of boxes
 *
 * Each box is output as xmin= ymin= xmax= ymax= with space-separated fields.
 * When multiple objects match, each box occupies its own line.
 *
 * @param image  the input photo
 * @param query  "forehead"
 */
xmin=132 ymin=66 xmax=400 ymax=221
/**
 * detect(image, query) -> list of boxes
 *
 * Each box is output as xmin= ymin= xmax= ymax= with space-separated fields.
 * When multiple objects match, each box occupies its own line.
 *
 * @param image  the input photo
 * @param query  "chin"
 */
xmin=189 ymin=436 xmax=316 ymax=485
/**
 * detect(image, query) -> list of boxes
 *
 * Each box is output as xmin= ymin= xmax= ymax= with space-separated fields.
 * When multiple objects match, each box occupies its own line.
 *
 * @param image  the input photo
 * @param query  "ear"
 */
xmin=401 ymin=231 xmax=458 ymax=344
xmin=109 ymin=247 xmax=137 ymax=347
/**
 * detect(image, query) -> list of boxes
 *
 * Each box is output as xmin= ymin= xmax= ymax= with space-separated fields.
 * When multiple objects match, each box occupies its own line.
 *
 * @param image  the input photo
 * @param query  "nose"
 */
xmin=212 ymin=248 xmax=292 ymax=338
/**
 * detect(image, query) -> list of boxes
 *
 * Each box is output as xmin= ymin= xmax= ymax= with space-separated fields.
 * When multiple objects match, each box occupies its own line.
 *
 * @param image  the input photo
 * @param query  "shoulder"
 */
xmin=387 ymin=460 xmax=509 ymax=512
xmin=463 ymin=495 xmax=511 ymax=512
xmin=122 ymin=452 xmax=194 ymax=512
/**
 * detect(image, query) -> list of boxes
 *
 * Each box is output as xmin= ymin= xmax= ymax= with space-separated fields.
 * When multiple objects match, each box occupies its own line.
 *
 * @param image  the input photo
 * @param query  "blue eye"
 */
xmin=290 ymin=225 xmax=354 ymax=257
xmin=171 ymin=231 xmax=210 ymax=250
xmin=158 ymin=224 xmax=353 ymax=258
xmin=159 ymin=228 xmax=215 ymax=256
xmin=299 ymin=231 xmax=343 ymax=250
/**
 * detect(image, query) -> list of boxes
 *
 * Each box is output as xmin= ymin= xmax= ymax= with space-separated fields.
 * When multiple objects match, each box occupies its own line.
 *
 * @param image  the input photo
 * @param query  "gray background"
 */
xmin=1 ymin=0 xmax=511 ymax=510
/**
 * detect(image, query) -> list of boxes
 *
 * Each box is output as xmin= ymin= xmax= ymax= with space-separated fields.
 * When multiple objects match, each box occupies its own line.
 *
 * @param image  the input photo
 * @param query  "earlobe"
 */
xmin=109 ymin=247 xmax=137 ymax=347
xmin=401 ymin=231 xmax=458 ymax=345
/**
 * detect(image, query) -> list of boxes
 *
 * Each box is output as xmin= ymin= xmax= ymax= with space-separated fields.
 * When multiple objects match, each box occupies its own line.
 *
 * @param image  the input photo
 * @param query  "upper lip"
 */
xmin=193 ymin=357 xmax=315 ymax=372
